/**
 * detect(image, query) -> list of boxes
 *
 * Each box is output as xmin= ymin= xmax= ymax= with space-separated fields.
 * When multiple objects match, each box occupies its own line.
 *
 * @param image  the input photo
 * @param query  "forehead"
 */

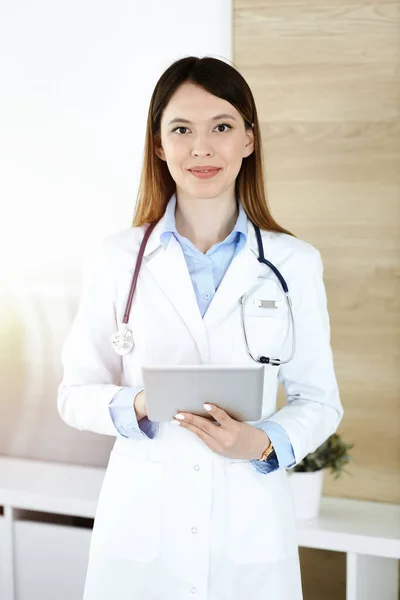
xmin=161 ymin=82 xmax=240 ymax=123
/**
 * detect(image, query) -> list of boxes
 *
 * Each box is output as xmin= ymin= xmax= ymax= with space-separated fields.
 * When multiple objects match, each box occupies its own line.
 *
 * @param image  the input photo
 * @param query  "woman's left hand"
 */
xmin=172 ymin=403 xmax=270 ymax=460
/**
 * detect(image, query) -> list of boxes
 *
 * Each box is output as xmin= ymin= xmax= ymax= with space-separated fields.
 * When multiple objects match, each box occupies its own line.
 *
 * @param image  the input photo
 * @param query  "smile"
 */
xmin=188 ymin=168 xmax=222 ymax=180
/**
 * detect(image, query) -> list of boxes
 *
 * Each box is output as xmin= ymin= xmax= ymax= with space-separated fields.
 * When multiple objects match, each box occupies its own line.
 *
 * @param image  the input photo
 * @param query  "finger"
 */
xmin=203 ymin=403 xmax=236 ymax=429
xmin=174 ymin=418 xmax=223 ymax=454
xmin=175 ymin=412 xmax=222 ymax=436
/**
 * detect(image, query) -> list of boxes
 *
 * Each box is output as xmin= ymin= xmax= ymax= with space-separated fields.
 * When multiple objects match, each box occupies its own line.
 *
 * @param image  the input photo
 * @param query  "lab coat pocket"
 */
xmin=91 ymin=450 xmax=164 ymax=563
xmin=226 ymin=463 xmax=297 ymax=564
xmin=245 ymin=279 xmax=287 ymax=319
xmin=243 ymin=279 xmax=290 ymax=359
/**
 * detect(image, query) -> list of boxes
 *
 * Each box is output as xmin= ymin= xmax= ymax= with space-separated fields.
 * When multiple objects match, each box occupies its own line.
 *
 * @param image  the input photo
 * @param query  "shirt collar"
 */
xmin=160 ymin=192 xmax=248 ymax=250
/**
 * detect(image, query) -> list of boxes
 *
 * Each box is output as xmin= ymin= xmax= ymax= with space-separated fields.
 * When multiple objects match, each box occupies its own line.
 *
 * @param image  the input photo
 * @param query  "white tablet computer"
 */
xmin=141 ymin=364 xmax=264 ymax=423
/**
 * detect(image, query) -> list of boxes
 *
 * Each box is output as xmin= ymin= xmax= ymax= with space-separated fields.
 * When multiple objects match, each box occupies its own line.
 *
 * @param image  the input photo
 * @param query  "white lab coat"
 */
xmin=58 ymin=214 xmax=343 ymax=600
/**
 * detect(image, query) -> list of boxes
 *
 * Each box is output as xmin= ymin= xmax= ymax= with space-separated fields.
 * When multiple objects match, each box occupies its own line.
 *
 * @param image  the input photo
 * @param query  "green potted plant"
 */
xmin=287 ymin=433 xmax=354 ymax=519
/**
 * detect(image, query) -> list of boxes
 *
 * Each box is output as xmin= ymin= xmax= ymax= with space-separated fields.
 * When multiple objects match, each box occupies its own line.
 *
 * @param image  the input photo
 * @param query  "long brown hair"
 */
xmin=132 ymin=56 xmax=294 ymax=237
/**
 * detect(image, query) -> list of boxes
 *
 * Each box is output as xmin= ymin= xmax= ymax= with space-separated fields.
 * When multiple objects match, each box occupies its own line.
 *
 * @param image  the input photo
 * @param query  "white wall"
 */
xmin=0 ymin=0 xmax=232 ymax=466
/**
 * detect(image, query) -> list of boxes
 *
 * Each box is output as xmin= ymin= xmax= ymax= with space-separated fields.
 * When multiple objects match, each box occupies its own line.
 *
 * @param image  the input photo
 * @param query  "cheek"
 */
xmin=162 ymin=133 xmax=185 ymax=154
xmin=219 ymin=140 xmax=245 ymax=167
xmin=164 ymin=143 xmax=187 ymax=171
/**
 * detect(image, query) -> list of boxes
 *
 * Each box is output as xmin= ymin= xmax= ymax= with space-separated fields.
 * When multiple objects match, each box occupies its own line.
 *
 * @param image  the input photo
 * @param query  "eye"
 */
xmin=172 ymin=126 xmax=190 ymax=135
xmin=215 ymin=123 xmax=232 ymax=133
xmin=171 ymin=123 xmax=233 ymax=135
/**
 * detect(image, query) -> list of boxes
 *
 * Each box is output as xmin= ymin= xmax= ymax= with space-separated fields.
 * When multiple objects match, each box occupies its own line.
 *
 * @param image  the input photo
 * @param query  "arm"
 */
xmin=109 ymin=387 xmax=159 ymax=439
xmin=250 ymin=421 xmax=295 ymax=474
xmin=253 ymin=249 xmax=343 ymax=468
xmin=57 ymin=238 xmax=156 ymax=438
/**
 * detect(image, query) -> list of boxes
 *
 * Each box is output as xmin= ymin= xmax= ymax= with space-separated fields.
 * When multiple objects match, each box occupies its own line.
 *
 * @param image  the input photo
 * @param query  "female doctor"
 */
xmin=58 ymin=56 xmax=343 ymax=600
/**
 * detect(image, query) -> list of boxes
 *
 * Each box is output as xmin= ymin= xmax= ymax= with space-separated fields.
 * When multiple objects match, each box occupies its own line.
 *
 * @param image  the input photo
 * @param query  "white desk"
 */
xmin=0 ymin=457 xmax=399 ymax=600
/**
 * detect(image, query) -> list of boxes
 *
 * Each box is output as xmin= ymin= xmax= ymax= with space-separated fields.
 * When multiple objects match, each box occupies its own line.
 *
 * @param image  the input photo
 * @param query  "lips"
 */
xmin=188 ymin=168 xmax=222 ymax=180
xmin=189 ymin=168 xmax=221 ymax=173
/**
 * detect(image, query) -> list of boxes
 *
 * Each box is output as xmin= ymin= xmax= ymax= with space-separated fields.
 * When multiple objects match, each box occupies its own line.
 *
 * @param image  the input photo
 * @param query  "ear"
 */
xmin=243 ymin=125 xmax=254 ymax=158
xmin=154 ymin=141 xmax=166 ymax=162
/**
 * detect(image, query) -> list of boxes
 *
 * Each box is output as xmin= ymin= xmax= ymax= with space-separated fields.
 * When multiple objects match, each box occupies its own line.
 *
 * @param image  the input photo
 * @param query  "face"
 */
xmin=155 ymin=82 xmax=254 ymax=200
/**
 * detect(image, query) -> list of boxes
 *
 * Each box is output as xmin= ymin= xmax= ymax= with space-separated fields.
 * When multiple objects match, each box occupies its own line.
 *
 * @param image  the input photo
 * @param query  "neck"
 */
xmin=175 ymin=192 xmax=239 ymax=254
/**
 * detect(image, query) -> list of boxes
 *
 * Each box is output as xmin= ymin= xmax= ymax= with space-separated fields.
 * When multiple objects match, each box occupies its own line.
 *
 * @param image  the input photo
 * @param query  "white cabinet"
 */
xmin=0 ymin=459 xmax=102 ymax=600
xmin=298 ymin=497 xmax=400 ymax=600
xmin=0 ymin=506 xmax=15 ymax=600
xmin=14 ymin=516 xmax=92 ymax=600
xmin=346 ymin=553 xmax=399 ymax=600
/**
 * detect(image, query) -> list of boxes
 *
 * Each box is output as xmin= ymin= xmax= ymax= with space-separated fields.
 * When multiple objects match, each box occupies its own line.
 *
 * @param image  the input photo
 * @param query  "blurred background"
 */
xmin=0 ymin=0 xmax=399 ymax=598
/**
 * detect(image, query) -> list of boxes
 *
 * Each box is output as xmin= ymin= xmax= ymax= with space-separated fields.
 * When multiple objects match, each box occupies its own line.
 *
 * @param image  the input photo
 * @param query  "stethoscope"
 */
xmin=110 ymin=221 xmax=296 ymax=366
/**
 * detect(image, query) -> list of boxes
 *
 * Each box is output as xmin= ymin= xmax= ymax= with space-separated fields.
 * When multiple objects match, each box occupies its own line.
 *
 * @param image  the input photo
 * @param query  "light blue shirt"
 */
xmin=109 ymin=194 xmax=296 ymax=473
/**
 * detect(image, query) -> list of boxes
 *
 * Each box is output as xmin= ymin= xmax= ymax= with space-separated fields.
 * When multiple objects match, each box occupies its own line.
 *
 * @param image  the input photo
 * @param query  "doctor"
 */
xmin=58 ymin=56 xmax=343 ymax=600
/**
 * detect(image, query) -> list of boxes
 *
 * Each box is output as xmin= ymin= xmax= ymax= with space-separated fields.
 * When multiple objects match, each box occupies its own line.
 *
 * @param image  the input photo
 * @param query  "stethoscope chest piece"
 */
xmin=110 ymin=326 xmax=134 ymax=356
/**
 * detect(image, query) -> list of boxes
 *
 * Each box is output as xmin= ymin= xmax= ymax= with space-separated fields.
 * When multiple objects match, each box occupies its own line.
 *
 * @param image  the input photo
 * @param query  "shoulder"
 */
xmin=103 ymin=226 xmax=146 ymax=255
xmin=83 ymin=226 xmax=147 ymax=274
xmin=104 ymin=223 xmax=147 ymax=249
xmin=258 ymin=230 xmax=324 ymax=288
xmin=257 ymin=231 xmax=327 ymax=310
xmin=266 ymin=231 xmax=322 ymax=269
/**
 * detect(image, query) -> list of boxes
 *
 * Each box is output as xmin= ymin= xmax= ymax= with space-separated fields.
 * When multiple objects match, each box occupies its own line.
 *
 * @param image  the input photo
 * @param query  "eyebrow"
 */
xmin=167 ymin=113 xmax=237 ymax=126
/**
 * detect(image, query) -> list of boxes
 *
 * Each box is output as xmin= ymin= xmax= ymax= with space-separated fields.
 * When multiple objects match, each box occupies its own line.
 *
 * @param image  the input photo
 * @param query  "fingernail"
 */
xmin=203 ymin=404 xmax=212 ymax=411
xmin=174 ymin=414 xmax=185 ymax=420
xmin=171 ymin=419 xmax=180 ymax=426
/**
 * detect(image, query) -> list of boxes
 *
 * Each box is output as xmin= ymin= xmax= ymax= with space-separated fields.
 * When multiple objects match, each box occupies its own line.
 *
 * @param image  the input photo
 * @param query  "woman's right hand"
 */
xmin=134 ymin=390 xmax=147 ymax=421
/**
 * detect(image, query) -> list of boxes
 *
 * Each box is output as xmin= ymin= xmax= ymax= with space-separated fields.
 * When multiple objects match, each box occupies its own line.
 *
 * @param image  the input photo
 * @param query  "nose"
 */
xmin=191 ymin=135 xmax=214 ymax=158
xmin=191 ymin=147 xmax=213 ymax=158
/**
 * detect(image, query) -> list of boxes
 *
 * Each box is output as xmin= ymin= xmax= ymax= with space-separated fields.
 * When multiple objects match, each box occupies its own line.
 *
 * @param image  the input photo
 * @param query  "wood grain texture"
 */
xmin=234 ymin=2 xmax=400 ymax=596
xmin=299 ymin=548 xmax=346 ymax=600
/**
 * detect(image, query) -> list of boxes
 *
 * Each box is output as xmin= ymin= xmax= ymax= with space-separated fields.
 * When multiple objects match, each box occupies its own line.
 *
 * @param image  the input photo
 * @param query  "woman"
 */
xmin=58 ymin=56 xmax=343 ymax=600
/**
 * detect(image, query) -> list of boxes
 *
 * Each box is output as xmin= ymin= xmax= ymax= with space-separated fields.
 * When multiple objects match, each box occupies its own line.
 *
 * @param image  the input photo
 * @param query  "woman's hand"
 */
xmin=172 ymin=404 xmax=270 ymax=461
xmin=133 ymin=391 xmax=147 ymax=421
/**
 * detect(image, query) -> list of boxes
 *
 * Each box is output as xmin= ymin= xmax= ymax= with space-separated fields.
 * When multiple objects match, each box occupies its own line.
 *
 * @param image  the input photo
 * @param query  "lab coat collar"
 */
xmin=142 ymin=194 xmax=270 ymax=361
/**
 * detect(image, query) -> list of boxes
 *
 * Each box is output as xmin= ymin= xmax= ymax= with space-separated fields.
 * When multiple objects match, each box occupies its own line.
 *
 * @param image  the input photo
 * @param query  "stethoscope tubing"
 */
xmin=110 ymin=220 xmax=296 ymax=364
xmin=240 ymin=287 xmax=296 ymax=366
xmin=122 ymin=221 xmax=157 ymax=324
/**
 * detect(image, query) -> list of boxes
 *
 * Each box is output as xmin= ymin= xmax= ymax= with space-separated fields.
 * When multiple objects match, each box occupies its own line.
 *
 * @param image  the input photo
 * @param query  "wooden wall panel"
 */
xmin=234 ymin=2 xmax=400 ymax=597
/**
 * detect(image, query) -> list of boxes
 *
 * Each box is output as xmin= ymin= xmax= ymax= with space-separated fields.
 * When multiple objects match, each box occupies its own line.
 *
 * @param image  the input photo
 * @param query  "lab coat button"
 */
xmin=191 ymin=527 xmax=197 ymax=534
xmin=190 ymin=587 xmax=197 ymax=593
xmin=194 ymin=465 xmax=200 ymax=471
xmin=203 ymin=292 xmax=210 ymax=299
